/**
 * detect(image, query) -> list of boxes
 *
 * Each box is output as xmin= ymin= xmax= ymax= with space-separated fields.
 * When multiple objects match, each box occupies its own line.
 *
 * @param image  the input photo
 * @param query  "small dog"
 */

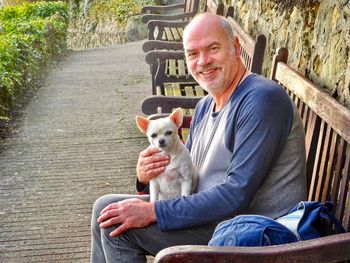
xmin=136 ymin=108 xmax=198 ymax=202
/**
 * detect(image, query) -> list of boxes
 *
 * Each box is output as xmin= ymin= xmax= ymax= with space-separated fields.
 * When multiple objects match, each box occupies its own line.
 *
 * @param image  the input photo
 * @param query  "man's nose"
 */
xmin=197 ymin=52 xmax=211 ymax=67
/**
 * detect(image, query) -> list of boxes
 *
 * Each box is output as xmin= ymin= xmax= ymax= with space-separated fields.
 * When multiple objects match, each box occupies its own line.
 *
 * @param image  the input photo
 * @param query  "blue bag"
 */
xmin=208 ymin=215 xmax=298 ymax=246
xmin=209 ymin=201 xmax=345 ymax=247
xmin=276 ymin=201 xmax=345 ymax=240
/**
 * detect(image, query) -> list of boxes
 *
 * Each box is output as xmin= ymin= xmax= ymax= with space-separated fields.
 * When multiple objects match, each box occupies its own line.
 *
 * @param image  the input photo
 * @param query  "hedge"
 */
xmin=0 ymin=1 xmax=69 ymax=122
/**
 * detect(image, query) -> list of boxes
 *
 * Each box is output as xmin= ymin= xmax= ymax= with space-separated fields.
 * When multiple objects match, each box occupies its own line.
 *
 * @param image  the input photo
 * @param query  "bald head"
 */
xmin=183 ymin=13 xmax=234 ymax=45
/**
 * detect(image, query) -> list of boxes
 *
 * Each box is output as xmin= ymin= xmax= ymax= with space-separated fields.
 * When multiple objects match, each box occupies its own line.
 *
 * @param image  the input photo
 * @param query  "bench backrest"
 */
xmin=226 ymin=8 xmax=266 ymax=75
xmin=270 ymin=47 xmax=350 ymax=232
xmin=184 ymin=0 xmax=200 ymax=19
xmin=205 ymin=0 xmax=224 ymax=15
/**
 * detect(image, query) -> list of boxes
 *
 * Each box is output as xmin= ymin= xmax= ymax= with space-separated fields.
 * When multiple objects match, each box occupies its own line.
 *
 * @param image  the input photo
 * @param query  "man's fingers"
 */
xmin=100 ymin=202 xmax=118 ymax=215
xmin=139 ymin=147 xmax=161 ymax=158
xmin=109 ymin=223 xmax=128 ymax=237
xmin=145 ymin=159 xmax=168 ymax=172
xmin=142 ymin=154 xmax=169 ymax=167
xmin=100 ymin=216 xmax=122 ymax=228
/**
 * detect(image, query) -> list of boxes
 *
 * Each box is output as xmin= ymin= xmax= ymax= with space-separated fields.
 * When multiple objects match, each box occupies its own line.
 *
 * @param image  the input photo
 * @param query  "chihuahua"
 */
xmin=135 ymin=108 xmax=198 ymax=202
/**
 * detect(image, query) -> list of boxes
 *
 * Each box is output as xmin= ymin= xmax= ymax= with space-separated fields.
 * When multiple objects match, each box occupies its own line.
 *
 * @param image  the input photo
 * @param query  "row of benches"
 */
xmin=139 ymin=1 xmax=350 ymax=262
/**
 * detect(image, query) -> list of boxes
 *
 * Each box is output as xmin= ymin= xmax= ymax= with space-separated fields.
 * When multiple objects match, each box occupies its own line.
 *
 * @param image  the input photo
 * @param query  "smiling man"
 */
xmin=90 ymin=13 xmax=307 ymax=263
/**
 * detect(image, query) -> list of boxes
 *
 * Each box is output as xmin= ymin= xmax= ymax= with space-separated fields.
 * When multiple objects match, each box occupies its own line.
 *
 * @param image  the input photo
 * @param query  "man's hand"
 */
xmin=136 ymin=147 xmax=170 ymax=184
xmin=97 ymin=198 xmax=156 ymax=237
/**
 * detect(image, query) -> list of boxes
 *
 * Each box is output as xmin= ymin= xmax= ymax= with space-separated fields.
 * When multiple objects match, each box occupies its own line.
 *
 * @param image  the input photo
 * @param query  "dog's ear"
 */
xmin=169 ymin=108 xmax=183 ymax=128
xmin=135 ymin=116 xmax=149 ymax=134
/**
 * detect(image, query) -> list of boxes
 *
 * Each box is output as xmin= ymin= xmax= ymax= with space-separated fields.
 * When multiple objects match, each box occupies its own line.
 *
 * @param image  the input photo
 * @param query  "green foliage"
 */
xmin=89 ymin=0 xmax=154 ymax=24
xmin=0 ymin=1 xmax=69 ymax=121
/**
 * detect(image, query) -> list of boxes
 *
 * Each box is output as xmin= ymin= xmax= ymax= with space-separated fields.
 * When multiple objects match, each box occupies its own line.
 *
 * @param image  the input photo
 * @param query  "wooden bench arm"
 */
xmin=147 ymin=20 xmax=189 ymax=30
xmin=141 ymin=3 xmax=185 ymax=14
xmin=154 ymin=233 xmax=350 ymax=263
xmin=141 ymin=95 xmax=200 ymax=115
xmin=145 ymin=50 xmax=186 ymax=66
xmin=142 ymin=40 xmax=184 ymax=53
xmin=142 ymin=12 xmax=195 ymax=24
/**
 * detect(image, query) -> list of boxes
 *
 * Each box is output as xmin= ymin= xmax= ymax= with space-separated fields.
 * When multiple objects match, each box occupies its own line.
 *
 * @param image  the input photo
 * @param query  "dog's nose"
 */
xmin=158 ymin=138 xmax=166 ymax=147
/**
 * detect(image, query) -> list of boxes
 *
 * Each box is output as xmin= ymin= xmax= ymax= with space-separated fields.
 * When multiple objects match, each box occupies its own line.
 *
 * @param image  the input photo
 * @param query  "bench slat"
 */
xmin=164 ymin=27 xmax=175 ymax=41
xmin=321 ymin=130 xmax=338 ymax=203
xmin=342 ymin=144 xmax=350 ymax=230
xmin=170 ymin=27 xmax=182 ymax=41
xmin=337 ymin=143 xmax=350 ymax=229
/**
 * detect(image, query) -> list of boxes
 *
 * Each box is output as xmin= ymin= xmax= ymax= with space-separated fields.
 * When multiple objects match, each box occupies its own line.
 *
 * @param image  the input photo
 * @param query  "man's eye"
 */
xmin=151 ymin=133 xmax=157 ymax=138
xmin=187 ymin=52 xmax=197 ymax=58
xmin=165 ymin=131 xmax=173 ymax=136
xmin=210 ymin=46 xmax=219 ymax=52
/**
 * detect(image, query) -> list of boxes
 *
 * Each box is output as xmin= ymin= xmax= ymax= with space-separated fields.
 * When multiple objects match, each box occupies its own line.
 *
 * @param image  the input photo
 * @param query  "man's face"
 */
xmin=184 ymin=17 xmax=240 ymax=95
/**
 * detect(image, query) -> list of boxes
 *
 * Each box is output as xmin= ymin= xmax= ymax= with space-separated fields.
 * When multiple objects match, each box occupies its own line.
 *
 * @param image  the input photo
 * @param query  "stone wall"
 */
xmin=218 ymin=0 xmax=350 ymax=108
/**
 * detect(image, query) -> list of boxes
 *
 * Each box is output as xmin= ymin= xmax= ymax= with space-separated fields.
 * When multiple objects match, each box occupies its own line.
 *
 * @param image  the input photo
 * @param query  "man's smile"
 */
xmin=198 ymin=66 xmax=220 ymax=77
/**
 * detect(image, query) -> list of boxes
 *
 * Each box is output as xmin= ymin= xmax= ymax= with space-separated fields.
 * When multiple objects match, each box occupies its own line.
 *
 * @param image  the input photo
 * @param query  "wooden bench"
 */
xmin=141 ymin=1 xmax=227 ymax=100
xmin=141 ymin=0 xmax=200 ymax=25
xmin=144 ymin=9 xmax=266 ymax=98
xmin=141 ymin=0 xmax=224 ymax=42
xmin=141 ymin=47 xmax=350 ymax=263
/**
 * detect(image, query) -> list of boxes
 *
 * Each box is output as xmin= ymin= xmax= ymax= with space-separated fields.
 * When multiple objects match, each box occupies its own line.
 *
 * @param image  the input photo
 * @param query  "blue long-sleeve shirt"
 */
xmin=155 ymin=74 xmax=307 ymax=231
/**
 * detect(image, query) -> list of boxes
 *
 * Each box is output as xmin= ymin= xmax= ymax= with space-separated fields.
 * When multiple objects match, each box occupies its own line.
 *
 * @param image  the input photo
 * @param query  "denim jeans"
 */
xmin=91 ymin=194 xmax=216 ymax=263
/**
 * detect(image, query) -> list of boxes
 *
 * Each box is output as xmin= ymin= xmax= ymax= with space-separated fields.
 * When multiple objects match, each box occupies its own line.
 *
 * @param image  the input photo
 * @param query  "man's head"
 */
xmin=183 ymin=13 xmax=243 ymax=97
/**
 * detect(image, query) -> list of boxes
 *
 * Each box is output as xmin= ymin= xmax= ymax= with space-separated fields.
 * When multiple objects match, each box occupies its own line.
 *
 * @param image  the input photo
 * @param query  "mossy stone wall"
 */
xmin=219 ymin=0 xmax=350 ymax=108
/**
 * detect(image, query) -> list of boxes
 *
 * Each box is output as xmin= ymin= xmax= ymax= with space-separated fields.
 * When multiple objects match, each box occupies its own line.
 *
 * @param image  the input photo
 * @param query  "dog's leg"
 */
xmin=181 ymin=180 xmax=192 ymax=197
xmin=149 ymin=179 xmax=160 ymax=202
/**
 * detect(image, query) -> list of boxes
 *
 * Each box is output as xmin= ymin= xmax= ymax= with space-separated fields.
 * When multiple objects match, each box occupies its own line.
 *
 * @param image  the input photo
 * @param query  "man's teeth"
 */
xmin=202 ymin=69 xmax=215 ymax=75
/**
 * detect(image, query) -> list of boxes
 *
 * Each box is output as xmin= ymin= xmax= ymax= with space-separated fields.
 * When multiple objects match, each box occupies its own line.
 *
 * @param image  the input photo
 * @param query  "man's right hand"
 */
xmin=136 ymin=147 xmax=170 ymax=184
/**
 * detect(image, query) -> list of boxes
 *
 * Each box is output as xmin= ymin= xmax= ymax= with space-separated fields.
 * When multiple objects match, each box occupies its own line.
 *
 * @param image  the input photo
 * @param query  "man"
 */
xmin=91 ymin=13 xmax=307 ymax=262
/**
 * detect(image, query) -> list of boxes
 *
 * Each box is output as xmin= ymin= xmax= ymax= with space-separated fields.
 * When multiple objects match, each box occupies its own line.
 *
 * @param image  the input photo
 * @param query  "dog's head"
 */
xmin=135 ymin=108 xmax=183 ymax=152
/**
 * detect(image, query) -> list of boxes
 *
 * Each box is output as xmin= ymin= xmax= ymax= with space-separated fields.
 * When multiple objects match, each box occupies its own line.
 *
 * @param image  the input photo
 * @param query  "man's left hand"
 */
xmin=97 ymin=198 xmax=156 ymax=237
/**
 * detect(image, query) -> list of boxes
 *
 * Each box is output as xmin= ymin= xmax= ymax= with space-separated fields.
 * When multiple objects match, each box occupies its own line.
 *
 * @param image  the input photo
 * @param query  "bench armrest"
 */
xmin=142 ymin=12 xmax=194 ymax=24
xmin=145 ymin=50 xmax=186 ymax=66
xmin=141 ymin=95 xmax=200 ymax=115
xmin=141 ymin=3 xmax=185 ymax=14
xmin=142 ymin=40 xmax=184 ymax=52
xmin=147 ymin=20 xmax=189 ymax=30
xmin=154 ymin=232 xmax=350 ymax=263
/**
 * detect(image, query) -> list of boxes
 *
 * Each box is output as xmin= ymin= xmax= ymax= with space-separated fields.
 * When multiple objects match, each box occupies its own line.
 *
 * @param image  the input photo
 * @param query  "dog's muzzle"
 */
xmin=158 ymin=138 xmax=167 ymax=147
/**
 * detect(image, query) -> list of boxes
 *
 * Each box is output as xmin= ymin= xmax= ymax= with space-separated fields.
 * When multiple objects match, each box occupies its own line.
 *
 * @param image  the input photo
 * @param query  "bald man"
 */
xmin=91 ymin=13 xmax=306 ymax=262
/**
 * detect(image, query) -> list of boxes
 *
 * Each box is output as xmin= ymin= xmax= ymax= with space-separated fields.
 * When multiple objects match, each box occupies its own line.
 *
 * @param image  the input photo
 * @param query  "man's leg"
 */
xmin=91 ymin=194 xmax=150 ymax=263
xmin=122 ymin=222 xmax=216 ymax=256
xmin=91 ymin=194 xmax=216 ymax=263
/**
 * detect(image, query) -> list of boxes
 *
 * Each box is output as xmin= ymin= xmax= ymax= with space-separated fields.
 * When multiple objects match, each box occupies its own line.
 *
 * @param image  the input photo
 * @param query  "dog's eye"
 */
xmin=151 ymin=133 xmax=157 ymax=138
xmin=165 ymin=130 xmax=173 ymax=136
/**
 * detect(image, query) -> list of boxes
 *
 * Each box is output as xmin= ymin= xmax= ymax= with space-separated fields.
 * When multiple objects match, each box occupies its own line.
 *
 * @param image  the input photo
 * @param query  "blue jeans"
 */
xmin=91 ymin=194 xmax=216 ymax=263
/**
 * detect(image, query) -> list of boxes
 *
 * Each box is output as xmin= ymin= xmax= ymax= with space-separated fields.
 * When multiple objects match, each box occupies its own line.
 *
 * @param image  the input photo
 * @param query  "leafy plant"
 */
xmin=89 ymin=0 xmax=154 ymax=24
xmin=0 ymin=1 xmax=69 ymax=122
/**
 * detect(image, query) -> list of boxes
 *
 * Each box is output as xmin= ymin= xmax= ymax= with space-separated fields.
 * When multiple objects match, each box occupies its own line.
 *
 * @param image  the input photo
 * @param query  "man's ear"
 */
xmin=135 ymin=116 xmax=149 ymax=134
xmin=233 ymin=36 xmax=241 ymax=58
xmin=169 ymin=108 xmax=183 ymax=129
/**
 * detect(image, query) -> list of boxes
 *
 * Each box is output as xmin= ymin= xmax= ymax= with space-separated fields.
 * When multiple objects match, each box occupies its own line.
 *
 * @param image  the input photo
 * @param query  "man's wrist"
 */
xmin=148 ymin=201 xmax=157 ymax=223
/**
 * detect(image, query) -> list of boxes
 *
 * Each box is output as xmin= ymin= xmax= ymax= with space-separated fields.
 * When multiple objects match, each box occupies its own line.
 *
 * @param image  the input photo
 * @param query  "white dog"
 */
xmin=135 ymin=108 xmax=198 ymax=202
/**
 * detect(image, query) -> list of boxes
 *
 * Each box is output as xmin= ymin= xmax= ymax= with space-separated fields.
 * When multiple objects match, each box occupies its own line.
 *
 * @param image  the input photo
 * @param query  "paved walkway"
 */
xmin=0 ymin=41 xmax=151 ymax=262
